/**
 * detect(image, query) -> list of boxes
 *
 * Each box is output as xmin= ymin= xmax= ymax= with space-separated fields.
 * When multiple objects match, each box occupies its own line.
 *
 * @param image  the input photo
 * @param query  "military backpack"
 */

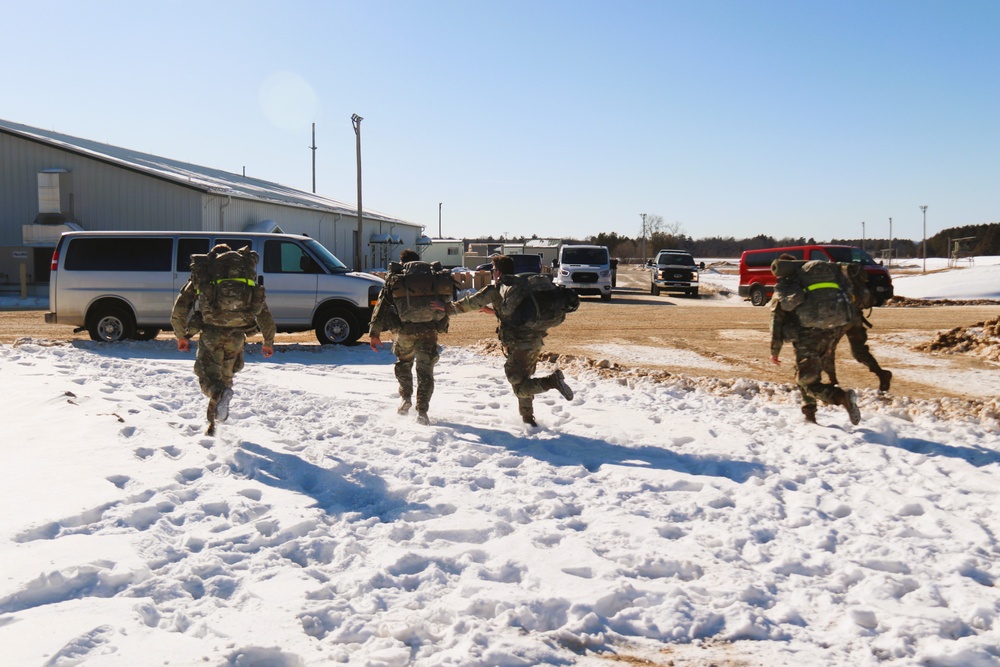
xmin=190 ymin=244 xmax=265 ymax=328
xmin=387 ymin=260 xmax=454 ymax=324
xmin=505 ymin=273 xmax=580 ymax=332
xmin=771 ymin=258 xmax=853 ymax=330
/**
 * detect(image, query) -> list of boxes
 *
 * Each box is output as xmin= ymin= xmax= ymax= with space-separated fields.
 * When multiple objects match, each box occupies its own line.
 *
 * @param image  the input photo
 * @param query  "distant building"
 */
xmin=0 ymin=118 xmax=424 ymax=292
xmin=419 ymin=238 xmax=465 ymax=268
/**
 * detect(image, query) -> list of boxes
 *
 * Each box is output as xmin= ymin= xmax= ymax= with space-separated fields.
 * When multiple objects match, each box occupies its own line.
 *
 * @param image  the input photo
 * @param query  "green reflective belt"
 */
xmin=806 ymin=282 xmax=839 ymax=291
xmin=214 ymin=277 xmax=256 ymax=286
xmin=195 ymin=277 xmax=256 ymax=294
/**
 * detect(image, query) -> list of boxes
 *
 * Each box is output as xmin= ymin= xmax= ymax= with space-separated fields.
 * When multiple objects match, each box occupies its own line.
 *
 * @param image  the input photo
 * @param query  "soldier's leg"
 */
xmin=392 ymin=334 xmax=416 ymax=412
xmin=413 ymin=334 xmax=440 ymax=414
xmin=215 ymin=330 xmax=246 ymax=422
xmin=846 ymin=325 xmax=891 ymax=391
xmin=504 ymin=347 xmax=541 ymax=425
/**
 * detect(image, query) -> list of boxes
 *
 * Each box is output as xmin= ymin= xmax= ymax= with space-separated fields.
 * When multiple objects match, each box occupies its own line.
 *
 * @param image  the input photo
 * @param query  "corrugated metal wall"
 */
xmin=2 ymin=131 xmax=425 ymax=272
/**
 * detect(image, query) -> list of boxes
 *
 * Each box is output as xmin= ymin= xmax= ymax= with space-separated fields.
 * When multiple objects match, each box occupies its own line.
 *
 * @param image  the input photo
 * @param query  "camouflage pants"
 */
xmin=794 ymin=328 xmax=846 ymax=409
xmin=823 ymin=320 xmax=884 ymax=383
xmin=194 ymin=327 xmax=246 ymax=399
xmin=392 ymin=331 xmax=440 ymax=411
xmin=503 ymin=339 xmax=558 ymax=421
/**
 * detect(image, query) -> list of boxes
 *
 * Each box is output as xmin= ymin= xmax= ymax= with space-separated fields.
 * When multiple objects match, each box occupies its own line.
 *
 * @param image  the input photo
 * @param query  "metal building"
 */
xmin=0 ymin=118 xmax=424 ymax=293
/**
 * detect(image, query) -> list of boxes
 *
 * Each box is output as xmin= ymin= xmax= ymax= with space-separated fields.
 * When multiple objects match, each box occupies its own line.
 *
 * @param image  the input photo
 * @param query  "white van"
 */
xmin=552 ymin=244 xmax=613 ymax=301
xmin=45 ymin=231 xmax=383 ymax=344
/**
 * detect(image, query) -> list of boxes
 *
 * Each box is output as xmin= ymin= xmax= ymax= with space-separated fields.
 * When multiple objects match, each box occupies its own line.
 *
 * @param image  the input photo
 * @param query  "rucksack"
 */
xmin=505 ymin=273 xmax=580 ymax=332
xmin=190 ymin=244 xmax=265 ymax=327
xmin=772 ymin=259 xmax=853 ymax=329
xmin=388 ymin=261 xmax=453 ymax=323
xmin=838 ymin=262 xmax=873 ymax=310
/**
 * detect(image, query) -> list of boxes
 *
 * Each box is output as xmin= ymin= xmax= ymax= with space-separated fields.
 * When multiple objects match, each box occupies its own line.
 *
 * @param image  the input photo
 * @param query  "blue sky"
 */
xmin=3 ymin=1 xmax=998 ymax=243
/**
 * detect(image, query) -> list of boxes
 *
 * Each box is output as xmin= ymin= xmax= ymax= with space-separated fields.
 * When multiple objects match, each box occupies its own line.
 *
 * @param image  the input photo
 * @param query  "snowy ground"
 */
xmin=1 ymin=259 xmax=998 ymax=666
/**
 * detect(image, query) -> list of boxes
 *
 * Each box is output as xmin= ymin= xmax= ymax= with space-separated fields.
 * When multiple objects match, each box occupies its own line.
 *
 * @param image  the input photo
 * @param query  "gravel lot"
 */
xmin=3 ymin=265 xmax=997 ymax=402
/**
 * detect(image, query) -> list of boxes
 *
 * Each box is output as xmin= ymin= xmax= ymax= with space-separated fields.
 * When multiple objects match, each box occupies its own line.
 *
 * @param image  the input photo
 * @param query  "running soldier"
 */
xmin=437 ymin=254 xmax=575 ymax=427
xmin=171 ymin=243 xmax=275 ymax=435
xmin=822 ymin=262 xmax=893 ymax=392
xmin=369 ymin=248 xmax=453 ymax=425
xmin=769 ymin=255 xmax=861 ymax=425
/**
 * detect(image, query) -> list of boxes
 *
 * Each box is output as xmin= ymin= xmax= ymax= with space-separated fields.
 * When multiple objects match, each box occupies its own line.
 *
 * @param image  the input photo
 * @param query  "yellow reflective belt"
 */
xmin=806 ymin=282 xmax=839 ymax=291
xmin=212 ymin=277 xmax=256 ymax=287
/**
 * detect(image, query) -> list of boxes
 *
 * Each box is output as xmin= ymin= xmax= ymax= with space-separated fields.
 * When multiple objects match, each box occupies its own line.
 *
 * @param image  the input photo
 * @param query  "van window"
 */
xmin=64 ymin=237 xmax=173 ymax=272
xmin=176 ymin=238 xmax=211 ymax=272
xmin=809 ymin=249 xmax=829 ymax=261
xmin=744 ymin=248 xmax=803 ymax=267
xmin=263 ymin=239 xmax=321 ymax=274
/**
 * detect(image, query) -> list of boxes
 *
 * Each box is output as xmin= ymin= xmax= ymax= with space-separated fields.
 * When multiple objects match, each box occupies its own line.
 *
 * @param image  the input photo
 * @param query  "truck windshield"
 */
xmin=563 ymin=248 xmax=608 ymax=264
xmin=303 ymin=239 xmax=350 ymax=273
xmin=658 ymin=254 xmax=694 ymax=266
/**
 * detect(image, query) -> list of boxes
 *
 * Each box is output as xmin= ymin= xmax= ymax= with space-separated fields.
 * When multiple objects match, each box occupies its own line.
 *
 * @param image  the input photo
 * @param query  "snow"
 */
xmin=1 ymin=263 xmax=999 ymax=666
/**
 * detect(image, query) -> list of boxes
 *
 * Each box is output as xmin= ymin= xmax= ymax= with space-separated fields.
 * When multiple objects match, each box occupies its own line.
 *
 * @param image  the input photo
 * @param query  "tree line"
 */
xmin=476 ymin=222 xmax=1000 ymax=260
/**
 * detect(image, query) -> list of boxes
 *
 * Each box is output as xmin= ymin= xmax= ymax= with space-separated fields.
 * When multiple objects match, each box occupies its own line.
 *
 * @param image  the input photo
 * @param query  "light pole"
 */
xmin=888 ymin=217 xmax=893 ymax=267
xmin=352 ymin=114 xmax=363 ymax=271
xmin=438 ymin=202 xmax=442 ymax=238
xmin=919 ymin=205 xmax=928 ymax=273
xmin=861 ymin=221 xmax=865 ymax=252
xmin=640 ymin=213 xmax=647 ymax=260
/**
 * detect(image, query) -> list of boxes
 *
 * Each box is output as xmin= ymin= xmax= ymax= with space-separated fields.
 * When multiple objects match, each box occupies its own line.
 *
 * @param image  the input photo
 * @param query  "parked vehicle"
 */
xmin=739 ymin=244 xmax=893 ymax=307
xmin=649 ymin=249 xmax=699 ymax=297
xmin=46 ymin=231 xmax=383 ymax=344
xmin=552 ymin=244 xmax=613 ymax=301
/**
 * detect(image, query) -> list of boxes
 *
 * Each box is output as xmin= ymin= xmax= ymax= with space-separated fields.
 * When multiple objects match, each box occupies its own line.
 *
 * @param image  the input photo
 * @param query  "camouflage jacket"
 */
xmin=368 ymin=280 xmax=448 ymax=338
xmin=170 ymin=279 xmax=276 ymax=346
xmin=447 ymin=277 xmax=546 ymax=349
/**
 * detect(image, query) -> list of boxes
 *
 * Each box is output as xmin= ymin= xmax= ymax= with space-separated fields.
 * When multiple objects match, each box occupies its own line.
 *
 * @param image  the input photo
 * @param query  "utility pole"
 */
xmin=888 ymin=217 xmax=893 ymax=267
xmin=920 ymin=205 xmax=928 ymax=273
xmin=861 ymin=221 xmax=865 ymax=252
xmin=640 ymin=213 xmax=647 ymax=260
xmin=352 ymin=114 xmax=364 ymax=271
xmin=310 ymin=123 xmax=317 ymax=193
xmin=438 ymin=202 xmax=442 ymax=238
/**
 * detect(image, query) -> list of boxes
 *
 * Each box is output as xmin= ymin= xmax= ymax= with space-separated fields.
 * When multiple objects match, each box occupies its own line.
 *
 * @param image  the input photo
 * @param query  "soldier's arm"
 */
xmin=446 ymin=285 xmax=499 ymax=315
xmin=255 ymin=295 xmax=277 ymax=348
xmin=170 ymin=281 xmax=198 ymax=340
xmin=769 ymin=302 xmax=786 ymax=359
xmin=368 ymin=287 xmax=392 ymax=338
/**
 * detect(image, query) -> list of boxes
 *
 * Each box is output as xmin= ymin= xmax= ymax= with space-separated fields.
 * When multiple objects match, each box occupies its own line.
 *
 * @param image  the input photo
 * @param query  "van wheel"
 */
xmin=315 ymin=307 xmax=361 ymax=345
xmin=133 ymin=328 xmax=161 ymax=341
xmin=88 ymin=306 xmax=136 ymax=342
xmin=749 ymin=285 xmax=767 ymax=307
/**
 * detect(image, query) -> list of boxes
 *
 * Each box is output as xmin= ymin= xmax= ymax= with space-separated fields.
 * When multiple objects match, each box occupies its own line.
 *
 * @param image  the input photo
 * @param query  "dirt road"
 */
xmin=3 ymin=265 xmax=997 ymax=402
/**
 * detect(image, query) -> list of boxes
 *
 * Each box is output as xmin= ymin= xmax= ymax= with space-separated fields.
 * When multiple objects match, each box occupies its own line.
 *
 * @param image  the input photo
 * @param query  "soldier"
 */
xmin=369 ymin=248 xmax=452 ymax=425
xmin=171 ymin=243 xmax=275 ymax=435
xmin=437 ymin=254 xmax=574 ymax=427
xmin=769 ymin=255 xmax=861 ymax=425
xmin=823 ymin=263 xmax=892 ymax=392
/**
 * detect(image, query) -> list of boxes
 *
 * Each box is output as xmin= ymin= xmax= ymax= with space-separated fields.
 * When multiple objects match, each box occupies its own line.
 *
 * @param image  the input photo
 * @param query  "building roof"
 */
xmin=0 ymin=118 xmax=410 ymax=225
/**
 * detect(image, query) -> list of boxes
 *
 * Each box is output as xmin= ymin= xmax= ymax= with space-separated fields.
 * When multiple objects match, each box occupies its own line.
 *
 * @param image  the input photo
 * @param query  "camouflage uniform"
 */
xmin=822 ymin=264 xmax=892 ymax=391
xmin=770 ymin=275 xmax=856 ymax=423
xmin=170 ymin=278 xmax=276 ymax=427
xmin=448 ymin=277 xmax=569 ymax=425
xmin=369 ymin=276 xmax=447 ymax=415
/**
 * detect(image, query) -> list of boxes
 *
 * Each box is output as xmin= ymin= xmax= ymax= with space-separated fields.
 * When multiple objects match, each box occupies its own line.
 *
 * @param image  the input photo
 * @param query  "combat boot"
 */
xmin=416 ymin=410 xmax=430 ymax=425
xmin=801 ymin=404 xmax=817 ymax=424
xmin=397 ymin=398 xmax=412 ymax=415
xmin=550 ymin=369 xmax=574 ymax=401
xmin=206 ymin=395 xmax=218 ymax=435
xmin=216 ymin=388 xmax=234 ymax=423
xmin=519 ymin=407 xmax=537 ymax=427
xmin=840 ymin=389 xmax=861 ymax=425
xmin=877 ymin=369 xmax=892 ymax=392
